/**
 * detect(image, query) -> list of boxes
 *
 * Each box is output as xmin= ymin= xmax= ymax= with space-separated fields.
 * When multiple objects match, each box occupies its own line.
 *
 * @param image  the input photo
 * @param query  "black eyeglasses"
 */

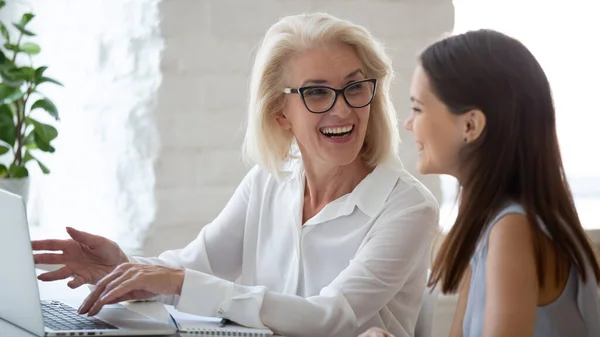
xmin=283 ymin=78 xmax=377 ymax=114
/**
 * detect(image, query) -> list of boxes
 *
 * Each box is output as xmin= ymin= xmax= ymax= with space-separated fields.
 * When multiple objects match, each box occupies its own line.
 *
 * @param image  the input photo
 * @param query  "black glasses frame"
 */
xmin=283 ymin=78 xmax=377 ymax=114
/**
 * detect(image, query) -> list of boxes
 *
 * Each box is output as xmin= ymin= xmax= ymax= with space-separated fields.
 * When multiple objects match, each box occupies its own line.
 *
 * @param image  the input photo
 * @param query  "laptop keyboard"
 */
xmin=41 ymin=300 xmax=118 ymax=331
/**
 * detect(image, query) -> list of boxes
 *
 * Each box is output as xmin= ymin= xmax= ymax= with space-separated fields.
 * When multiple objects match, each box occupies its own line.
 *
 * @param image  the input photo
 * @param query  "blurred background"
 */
xmin=1 ymin=1 xmax=598 ymax=335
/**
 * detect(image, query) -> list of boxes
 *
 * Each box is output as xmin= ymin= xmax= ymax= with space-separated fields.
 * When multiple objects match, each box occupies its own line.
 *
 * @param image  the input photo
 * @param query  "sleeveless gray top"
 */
xmin=463 ymin=203 xmax=600 ymax=337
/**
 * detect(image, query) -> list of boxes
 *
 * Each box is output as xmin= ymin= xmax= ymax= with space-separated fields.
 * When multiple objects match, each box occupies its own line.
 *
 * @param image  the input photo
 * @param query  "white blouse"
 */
xmin=129 ymin=158 xmax=439 ymax=337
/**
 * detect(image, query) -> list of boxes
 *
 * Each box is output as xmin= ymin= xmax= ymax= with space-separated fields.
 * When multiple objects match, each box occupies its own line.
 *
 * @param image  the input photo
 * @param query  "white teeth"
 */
xmin=320 ymin=125 xmax=353 ymax=135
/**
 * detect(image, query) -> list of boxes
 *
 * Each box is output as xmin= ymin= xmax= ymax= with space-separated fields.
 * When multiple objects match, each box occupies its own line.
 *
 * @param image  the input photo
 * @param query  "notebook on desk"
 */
xmin=165 ymin=305 xmax=273 ymax=336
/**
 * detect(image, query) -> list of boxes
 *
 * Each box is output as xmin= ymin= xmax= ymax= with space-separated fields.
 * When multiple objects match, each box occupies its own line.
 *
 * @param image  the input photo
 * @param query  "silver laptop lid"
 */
xmin=0 ymin=189 xmax=46 ymax=336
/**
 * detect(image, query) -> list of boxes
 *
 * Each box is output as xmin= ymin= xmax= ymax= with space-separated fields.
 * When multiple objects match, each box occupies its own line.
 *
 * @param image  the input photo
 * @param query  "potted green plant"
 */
xmin=0 ymin=0 xmax=61 ymax=203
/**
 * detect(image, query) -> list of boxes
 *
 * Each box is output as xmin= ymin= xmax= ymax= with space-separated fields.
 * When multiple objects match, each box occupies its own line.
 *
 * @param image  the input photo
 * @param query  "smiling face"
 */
xmin=404 ymin=65 xmax=466 ymax=176
xmin=277 ymin=43 xmax=372 ymax=169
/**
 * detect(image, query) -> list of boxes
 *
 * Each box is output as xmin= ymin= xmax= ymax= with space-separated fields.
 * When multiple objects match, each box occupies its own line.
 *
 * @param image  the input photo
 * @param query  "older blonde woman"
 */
xmin=32 ymin=13 xmax=439 ymax=337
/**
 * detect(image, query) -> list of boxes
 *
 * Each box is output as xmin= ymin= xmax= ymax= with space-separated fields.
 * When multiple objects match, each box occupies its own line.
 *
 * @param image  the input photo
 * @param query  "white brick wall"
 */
xmin=3 ymin=0 xmax=164 ymax=254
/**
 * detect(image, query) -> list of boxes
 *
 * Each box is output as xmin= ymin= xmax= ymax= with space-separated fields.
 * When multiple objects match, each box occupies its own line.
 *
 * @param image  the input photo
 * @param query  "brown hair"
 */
xmin=422 ymin=29 xmax=600 ymax=293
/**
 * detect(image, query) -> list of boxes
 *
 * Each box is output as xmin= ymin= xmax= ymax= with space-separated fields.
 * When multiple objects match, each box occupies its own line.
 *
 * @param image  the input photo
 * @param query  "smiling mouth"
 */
xmin=319 ymin=125 xmax=354 ymax=138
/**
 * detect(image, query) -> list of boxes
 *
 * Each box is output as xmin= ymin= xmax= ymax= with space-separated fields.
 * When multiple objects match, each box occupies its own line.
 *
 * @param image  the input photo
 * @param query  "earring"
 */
xmin=464 ymin=138 xmax=468 ymax=143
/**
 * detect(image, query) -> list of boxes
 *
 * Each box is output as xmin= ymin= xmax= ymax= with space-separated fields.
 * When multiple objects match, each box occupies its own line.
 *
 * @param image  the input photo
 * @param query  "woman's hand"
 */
xmin=358 ymin=327 xmax=395 ymax=337
xmin=32 ymin=227 xmax=128 ymax=288
xmin=78 ymin=263 xmax=185 ymax=316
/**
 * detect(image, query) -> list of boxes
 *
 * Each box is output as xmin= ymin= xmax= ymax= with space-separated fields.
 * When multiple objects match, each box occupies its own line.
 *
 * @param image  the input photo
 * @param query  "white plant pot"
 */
xmin=0 ymin=177 xmax=30 ymax=205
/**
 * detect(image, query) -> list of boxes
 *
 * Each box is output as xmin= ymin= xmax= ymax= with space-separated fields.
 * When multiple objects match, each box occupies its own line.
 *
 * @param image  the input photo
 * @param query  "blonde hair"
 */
xmin=242 ymin=13 xmax=401 ymax=178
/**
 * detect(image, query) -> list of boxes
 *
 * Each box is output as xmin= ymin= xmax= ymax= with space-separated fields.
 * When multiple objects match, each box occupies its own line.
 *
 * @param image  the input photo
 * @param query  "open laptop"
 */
xmin=0 ymin=189 xmax=177 ymax=336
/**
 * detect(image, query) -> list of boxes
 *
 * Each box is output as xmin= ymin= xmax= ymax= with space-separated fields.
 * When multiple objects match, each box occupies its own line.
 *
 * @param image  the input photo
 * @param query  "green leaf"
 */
xmin=0 ymin=104 xmax=16 ymax=146
xmin=2 ymin=101 xmax=15 ymax=115
xmin=23 ymin=130 xmax=34 ymax=143
xmin=25 ymin=151 xmax=50 ymax=174
xmin=20 ymin=42 xmax=40 ymax=55
xmin=0 ymin=22 xmax=9 ymax=42
xmin=0 ymin=65 xmax=26 ymax=88
xmin=4 ymin=43 xmax=19 ymax=51
xmin=0 ymin=164 xmax=7 ymax=178
xmin=22 ymin=150 xmax=33 ymax=162
xmin=36 ymin=140 xmax=55 ymax=153
xmin=0 ymin=63 xmax=15 ymax=75
xmin=33 ymin=66 xmax=63 ymax=87
xmin=0 ymin=145 xmax=8 ymax=155
xmin=12 ymin=23 xmax=35 ymax=36
xmin=23 ymin=131 xmax=35 ymax=149
xmin=27 ymin=118 xmax=57 ymax=152
xmin=8 ymin=163 xmax=28 ymax=178
xmin=0 ymin=1 xmax=6 ymax=10
xmin=27 ymin=117 xmax=57 ymax=137
xmin=6 ymin=66 xmax=34 ymax=81
xmin=36 ymin=76 xmax=63 ymax=87
xmin=37 ymin=159 xmax=49 ymax=174
xmin=10 ymin=89 xmax=25 ymax=102
xmin=0 ymin=72 xmax=24 ymax=88
xmin=35 ymin=66 xmax=48 ymax=79
xmin=31 ymin=98 xmax=59 ymax=120
xmin=0 ymin=83 xmax=16 ymax=101
xmin=0 ymin=50 xmax=8 ymax=65
xmin=37 ymin=160 xmax=49 ymax=173
xmin=0 ymin=84 xmax=24 ymax=103
xmin=19 ymin=13 xmax=35 ymax=27
xmin=0 ymin=77 xmax=23 ymax=88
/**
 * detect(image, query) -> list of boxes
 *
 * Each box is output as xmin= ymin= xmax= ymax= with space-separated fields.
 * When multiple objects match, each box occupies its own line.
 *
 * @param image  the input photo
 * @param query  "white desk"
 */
xmin=0 ymin=269 xmax=282 ymax=336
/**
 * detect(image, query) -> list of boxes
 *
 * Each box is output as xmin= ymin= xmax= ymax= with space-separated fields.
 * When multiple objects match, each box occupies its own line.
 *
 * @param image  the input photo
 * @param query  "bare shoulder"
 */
xmin=488 ymin=213 xmax=535 ymax=249
xmin=484 ymin=213 xmax=540 ymax=336
xmin=486 ymin=212 xmax=539 ymax=292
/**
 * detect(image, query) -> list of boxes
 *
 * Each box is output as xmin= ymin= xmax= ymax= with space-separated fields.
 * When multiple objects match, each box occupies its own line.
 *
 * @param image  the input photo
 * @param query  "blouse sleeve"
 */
xmin=127 ymin=165 xmax=260 ymax=289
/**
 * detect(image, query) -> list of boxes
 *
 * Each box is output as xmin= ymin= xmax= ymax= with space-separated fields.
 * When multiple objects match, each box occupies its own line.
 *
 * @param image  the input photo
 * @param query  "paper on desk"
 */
xmin=165 ymin=305 xmax=273 ymax=336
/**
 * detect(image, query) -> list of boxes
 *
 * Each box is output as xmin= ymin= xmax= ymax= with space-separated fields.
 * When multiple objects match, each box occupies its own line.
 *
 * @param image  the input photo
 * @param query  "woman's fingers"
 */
xmin=79 ymin=265 xmax=131 ymax=315
xmin=79 ymin=264 xmax=174 ymax=316
xmin=66 ymin=227 xmax=105 ymax=249
xmin=33 ymin=253 xmax=65 ymax=265
xmin=89 ymin=279 xmax=138 ymax=316
xmin=37 ymin=266 xmax=73 ymax=282
xmin=67 ymin=275 xmax=87 ymax=289
xmin=31 ymin=239 xmax=67 ymax=252
xmin=100 ymin=279 xmax=140 ymax=304
xmin=79 ymin=274 xmax=116 ymax=314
